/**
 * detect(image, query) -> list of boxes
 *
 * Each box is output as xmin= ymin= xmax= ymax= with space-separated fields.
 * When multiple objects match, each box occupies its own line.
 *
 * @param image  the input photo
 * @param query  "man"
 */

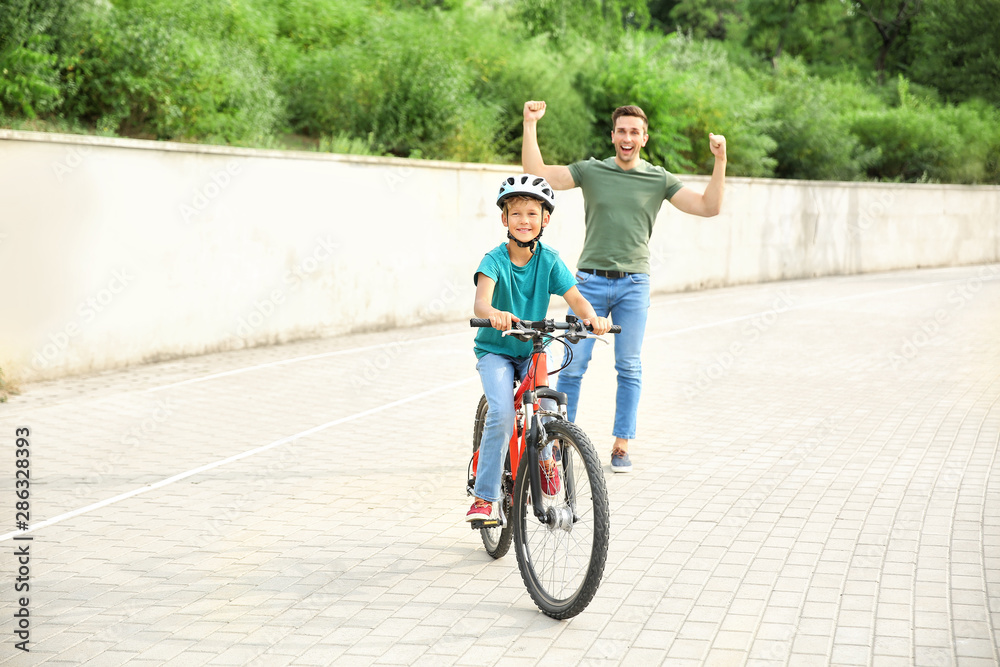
xmin=521 ymin=100 xmax=727 ymax=472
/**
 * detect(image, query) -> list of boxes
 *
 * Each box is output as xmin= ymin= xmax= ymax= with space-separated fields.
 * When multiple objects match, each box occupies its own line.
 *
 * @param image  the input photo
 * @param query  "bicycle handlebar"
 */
xmin=470 ymin=318 xmax=621 ymax=334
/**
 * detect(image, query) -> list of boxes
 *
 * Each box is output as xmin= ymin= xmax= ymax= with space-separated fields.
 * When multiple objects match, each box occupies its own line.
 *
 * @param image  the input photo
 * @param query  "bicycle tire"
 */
xmin=472 ymin=394 xmax=514 ymax=559
xmin=512 ymin=419 xmax=610 ymax=619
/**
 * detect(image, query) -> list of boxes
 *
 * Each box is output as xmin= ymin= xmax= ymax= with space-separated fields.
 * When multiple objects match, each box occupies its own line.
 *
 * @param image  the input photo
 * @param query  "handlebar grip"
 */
xmin=609 ymin=325 xmax=621 ymax=334
xmin=470 ymin=318 xmax=491 ymax=327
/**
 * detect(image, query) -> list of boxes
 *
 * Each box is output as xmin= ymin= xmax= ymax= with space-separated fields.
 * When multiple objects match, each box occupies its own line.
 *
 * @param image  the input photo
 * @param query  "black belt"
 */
xmin=580 ymin=268 xmax=632 ymax=279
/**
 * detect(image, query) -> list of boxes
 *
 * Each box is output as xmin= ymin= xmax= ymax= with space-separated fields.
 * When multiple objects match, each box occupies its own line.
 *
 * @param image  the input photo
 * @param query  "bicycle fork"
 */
xmin=525 ymin=388 xmax=578 ymax=525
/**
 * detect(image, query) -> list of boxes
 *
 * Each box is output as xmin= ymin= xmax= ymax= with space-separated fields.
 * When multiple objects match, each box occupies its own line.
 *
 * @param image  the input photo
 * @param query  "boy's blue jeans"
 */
xmin=473 ymin=352 xmax=555 ymax=504
xmin=557 ymin=271 xmax=650 ymax=440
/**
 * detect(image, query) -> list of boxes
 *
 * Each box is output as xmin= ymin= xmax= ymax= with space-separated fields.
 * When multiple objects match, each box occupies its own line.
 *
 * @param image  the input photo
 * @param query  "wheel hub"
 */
xmin=546 ymin=505 xmax=575 ymax=532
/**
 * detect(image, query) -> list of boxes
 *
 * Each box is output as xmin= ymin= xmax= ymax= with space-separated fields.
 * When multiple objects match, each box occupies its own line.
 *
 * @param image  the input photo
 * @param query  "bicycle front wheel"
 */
xmin=512 ymin=419 xmax=610 ymax=619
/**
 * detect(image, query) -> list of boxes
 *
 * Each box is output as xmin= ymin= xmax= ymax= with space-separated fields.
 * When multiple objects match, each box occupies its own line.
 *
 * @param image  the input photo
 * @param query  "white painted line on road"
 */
xmin=0 ymin=375 xmax=478 ymax=542
xmin=142 ymin=266 xmax=1000 ymax=393
xmin=142 ymin=332 xmax=468 ymax=394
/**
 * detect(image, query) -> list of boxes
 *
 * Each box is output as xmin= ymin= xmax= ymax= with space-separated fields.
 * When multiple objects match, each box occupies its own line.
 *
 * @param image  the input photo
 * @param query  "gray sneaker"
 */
xmin=611 ymin=450 xmax=632 ymax=473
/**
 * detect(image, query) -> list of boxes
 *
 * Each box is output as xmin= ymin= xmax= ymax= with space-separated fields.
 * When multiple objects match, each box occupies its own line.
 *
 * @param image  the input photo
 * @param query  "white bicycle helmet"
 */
xmin=496 ymin=174 xmax=556 ymax=213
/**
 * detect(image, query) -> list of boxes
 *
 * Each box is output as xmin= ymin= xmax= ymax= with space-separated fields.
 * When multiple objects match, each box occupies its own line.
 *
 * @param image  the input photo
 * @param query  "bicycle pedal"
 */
xmin=470 ymin=518 xmax=503 ymax=529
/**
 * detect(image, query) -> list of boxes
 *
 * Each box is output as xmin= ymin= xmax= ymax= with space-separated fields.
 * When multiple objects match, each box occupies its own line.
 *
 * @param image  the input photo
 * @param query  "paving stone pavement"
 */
xmin=2 ymin=263 xmax=999 ymax=667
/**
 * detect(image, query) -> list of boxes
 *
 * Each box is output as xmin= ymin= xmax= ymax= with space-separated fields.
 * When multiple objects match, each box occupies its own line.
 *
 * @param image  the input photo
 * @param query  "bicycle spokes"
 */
xmin=512 ymin=420 xmax=609 ymax=619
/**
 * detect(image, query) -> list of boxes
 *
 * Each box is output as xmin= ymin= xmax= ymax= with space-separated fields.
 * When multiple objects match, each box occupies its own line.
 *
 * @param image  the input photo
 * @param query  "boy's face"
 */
xmin=502 ymin=198 xmax=549 ymax=243
xmin=612 ymin=115 xmax=648 ymax=165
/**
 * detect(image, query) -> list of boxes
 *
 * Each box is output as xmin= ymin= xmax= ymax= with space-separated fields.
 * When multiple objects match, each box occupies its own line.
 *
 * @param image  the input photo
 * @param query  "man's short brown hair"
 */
xmin=612 ymin=105 xmax=648 ymax=132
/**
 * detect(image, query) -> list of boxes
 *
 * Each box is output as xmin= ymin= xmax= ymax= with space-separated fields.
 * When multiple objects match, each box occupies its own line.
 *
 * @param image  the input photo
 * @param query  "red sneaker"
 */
xmin=465 ymin=499 xmax=492 ymax=522
xmin=540 ymin=458 xmax=561 ymax=498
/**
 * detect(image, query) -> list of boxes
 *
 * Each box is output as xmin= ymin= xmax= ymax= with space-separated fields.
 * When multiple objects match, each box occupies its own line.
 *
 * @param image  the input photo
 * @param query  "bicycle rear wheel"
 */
xmin=472 ymin=394 xmax=513 ymax=559
xmin=512 ymin=419 xmax=610 ymax=619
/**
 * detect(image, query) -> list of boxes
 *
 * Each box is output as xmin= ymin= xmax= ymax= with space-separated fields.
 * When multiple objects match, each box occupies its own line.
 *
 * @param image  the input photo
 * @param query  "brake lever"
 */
xmin=501 ymin=322 xmax=534 ymax=342
xmin=571 ymin=332 xmax=610 ymax=345
xmin=564 ymin=320 xmax=610 ymax=345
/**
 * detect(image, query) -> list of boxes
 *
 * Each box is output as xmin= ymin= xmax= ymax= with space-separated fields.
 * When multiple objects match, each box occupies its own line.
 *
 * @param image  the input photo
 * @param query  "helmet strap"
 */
xmin=507 ymin=228 xmax=543 ymax=253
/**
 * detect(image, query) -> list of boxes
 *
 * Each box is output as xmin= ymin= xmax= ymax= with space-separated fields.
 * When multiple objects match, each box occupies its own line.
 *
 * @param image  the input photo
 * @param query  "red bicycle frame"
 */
xmin=471 ymin=347 xmax=549 ymax=483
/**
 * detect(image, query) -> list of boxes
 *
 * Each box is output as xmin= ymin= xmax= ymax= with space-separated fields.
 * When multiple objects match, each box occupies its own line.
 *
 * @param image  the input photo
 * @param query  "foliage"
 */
xmin=741 ymin=0 xmax=853 ymax=65
xmin=1 ymin=0 xmax=997 ymax=183
xmin=0 ymin=0 xmax=65 ymax=117
xmin=657 ymin=0 xmax=741 ymax=39
xmin=765 ymin=58 xmax=877 ymax=180
xmin=908 ymin=0 xmax=1000 ymax=106
xmin=55 ymin=0 xmax=282 ymax=143
xmin=284 ymin=9 xmax=492 ymax=159
xmin=514 ymin=0 xmax=651 ymax=45
xmin=0 ymin=366 xmax=19 ymax=403
xmin=848 ymin=76 xmax=999 ymax=183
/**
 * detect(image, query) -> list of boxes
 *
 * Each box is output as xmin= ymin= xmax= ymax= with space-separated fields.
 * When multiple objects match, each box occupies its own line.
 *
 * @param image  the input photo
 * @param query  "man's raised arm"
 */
xmin=521 ymin=101 xmax=575 ymax=191
xmin=669 ymin=133 xmax=727 ymax=217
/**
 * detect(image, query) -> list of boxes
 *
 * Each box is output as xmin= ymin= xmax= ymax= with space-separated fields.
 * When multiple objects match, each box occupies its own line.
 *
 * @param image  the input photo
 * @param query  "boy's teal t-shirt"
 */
xmin=473 ymin=242 xmax=577 ymax=359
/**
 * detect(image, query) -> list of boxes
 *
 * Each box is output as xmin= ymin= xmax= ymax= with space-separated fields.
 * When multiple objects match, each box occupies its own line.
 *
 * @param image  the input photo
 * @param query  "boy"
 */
xmin=468 ymin=174 xmax=610 ymax=521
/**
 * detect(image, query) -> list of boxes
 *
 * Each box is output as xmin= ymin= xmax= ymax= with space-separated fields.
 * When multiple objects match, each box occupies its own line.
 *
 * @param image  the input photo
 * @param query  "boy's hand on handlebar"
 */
xmin=490 ymin=311 xmax=519 ymax=332
xmin=583 ymin=316 xmax=611 ymax=336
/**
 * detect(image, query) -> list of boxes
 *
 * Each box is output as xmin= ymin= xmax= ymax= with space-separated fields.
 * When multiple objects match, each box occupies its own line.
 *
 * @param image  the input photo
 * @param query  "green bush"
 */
xmin=286 ymin=9 xmax=501 ymax=160
xmin=765 ymin=60 xmax=876 ymax=181
xmin=56 ymin=3 xmax=282 ymax=143
xmin=847 ymin=77 xmax=1000 ymax=184
xmin=0 ymin=0 xmax=64 ymax=117
xmin=667 ymin=36 xmax=777 ymax=177
xmin=580 ymin=33 xmax=777 ymax=177
xmin=583 ymin=32 xmax=701 ymax=172
xmin=275 ymin=0 xmax=371 ymax=52
xmin=474 ymin=36 xmax=594 ymax=165
xmin=1 ymin=0 xmax=995 ymax=183
xmin=850 ymin=109 xmax=962 ymax=183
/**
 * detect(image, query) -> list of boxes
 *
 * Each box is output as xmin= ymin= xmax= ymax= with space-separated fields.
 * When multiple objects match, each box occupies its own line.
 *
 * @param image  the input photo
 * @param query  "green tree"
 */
xmin=851 ymin=0 xmax=923 ymax=83
xmin=908 ymin=0 xmax=1000 ymax=105
xmin=742 ymin=0 xmax=852 ymax=66
xmin=514 ymin=0 xmax=651 ymax=45
xmin=660 ymin=0 xmax=741 ymax=39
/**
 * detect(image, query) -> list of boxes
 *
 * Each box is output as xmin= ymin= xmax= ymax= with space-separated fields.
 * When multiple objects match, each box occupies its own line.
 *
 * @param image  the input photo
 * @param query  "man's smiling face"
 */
xmin=612 ymin=115 xmax=648 ymax=168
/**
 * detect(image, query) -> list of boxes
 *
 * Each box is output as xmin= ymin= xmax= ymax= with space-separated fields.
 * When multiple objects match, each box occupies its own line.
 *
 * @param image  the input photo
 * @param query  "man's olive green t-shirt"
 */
xmin=568 ymin=157 xmax=683 ymax=275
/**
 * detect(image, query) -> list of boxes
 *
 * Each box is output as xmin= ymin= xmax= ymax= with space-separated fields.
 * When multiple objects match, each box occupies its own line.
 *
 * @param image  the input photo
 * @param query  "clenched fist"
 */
xmin=709 ymin=133 xmax=727 ymax=160
xmin=524 ymin=100 xmax=546 ymax=122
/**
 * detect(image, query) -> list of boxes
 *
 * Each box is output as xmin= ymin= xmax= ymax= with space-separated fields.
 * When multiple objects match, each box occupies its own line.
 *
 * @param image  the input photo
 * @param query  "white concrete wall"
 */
xmin=2 ymin=130 xmax=999 ymax=382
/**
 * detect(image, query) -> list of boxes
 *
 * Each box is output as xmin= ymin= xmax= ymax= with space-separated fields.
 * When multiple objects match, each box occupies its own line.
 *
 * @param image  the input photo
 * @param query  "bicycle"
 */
xmin=467 ymin=316 xmax=619 ymax=619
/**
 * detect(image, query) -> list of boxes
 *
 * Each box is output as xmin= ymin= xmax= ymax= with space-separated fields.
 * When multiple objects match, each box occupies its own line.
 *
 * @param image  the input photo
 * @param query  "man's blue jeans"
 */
xmin=557 ymin=271 xmax=650 ymax=440
xmin=474 ymin=352 xmax=556 ymax=503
